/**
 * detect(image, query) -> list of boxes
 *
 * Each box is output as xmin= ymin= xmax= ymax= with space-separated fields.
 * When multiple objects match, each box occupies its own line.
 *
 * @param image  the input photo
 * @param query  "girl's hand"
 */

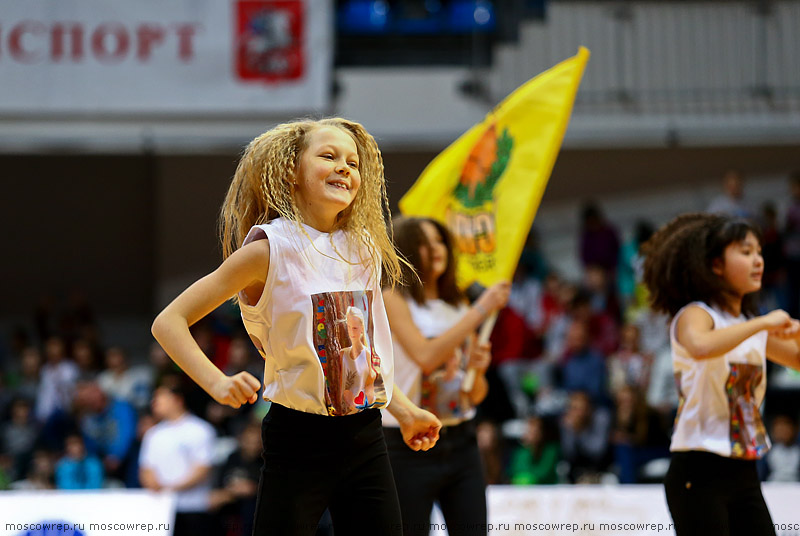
xmin=475 ymin=281 xmax=511 ymax=315
xmin=761 ymin=310 xmax=793 ymax=331
xmin=209 ymin=371 xmax=261 ymax=409
xmin=466 ymin=334 xmax=491 ymax=373
xmin=398 ymin=407 xmax=442 ymax=452
xmin=771 ymin=319 xmax=800 ymax=339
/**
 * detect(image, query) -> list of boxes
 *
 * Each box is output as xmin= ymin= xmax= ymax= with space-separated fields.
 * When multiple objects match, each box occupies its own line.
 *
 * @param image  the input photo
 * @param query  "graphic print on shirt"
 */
xmin=726 ymin=362 xmax=768 ymax=459
xmin=311 ymin=290 xmax=387 ymax=416
xmin=420 ymin=341 xmax=471 ymax=424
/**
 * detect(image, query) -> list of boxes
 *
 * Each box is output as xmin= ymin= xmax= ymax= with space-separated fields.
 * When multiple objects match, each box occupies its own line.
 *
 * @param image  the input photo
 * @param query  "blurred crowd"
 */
xmin=0 ymin=296 xmax=266 ymax=535
xmin=2 ymin=169 xmax=800 ymax=535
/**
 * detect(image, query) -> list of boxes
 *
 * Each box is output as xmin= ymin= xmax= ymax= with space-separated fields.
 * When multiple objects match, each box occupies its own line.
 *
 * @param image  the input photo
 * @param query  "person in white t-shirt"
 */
xmin=641 ymin=213 xmax=800 ymax=536
xmin=151 ymin=118 xmax=441 ymax=536
xmin=139 ymin=380 xmax=217 ymax=536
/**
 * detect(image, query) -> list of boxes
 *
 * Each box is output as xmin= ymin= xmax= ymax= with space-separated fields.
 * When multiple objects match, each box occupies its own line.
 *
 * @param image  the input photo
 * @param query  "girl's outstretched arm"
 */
xmin=151 ymin=239 xmax=270 ymax=408
xmin=676 ymin=305 xmax=793 ymax=360
xmin=382 ymin=282 xmax=509 ymax=375
xmin=386 ymin=386 xmax=442 ymax=451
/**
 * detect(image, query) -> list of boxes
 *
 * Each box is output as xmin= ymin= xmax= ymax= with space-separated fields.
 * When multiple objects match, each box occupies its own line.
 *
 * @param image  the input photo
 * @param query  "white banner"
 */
xmin=3 ymin=485 xmax=800 ymax=535
xmin=430 ymin=484 xmax=800 ymax=536
xmin=0 ymin=0 xmax=332 ymax=114
xmin=0 ymin=490 xmax=175 ymax=536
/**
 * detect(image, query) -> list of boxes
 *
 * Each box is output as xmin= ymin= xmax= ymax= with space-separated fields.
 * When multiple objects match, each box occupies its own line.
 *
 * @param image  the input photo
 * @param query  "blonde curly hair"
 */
xmin=219 ymin=117 xmax=403 ymax=287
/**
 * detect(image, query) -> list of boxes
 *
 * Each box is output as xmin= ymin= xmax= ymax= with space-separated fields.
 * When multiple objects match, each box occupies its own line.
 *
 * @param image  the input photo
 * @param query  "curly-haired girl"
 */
xmin=152 ymin=118 xmax=441 ymax=535
xmin=642 ymin=212 xmax=800 ymax=536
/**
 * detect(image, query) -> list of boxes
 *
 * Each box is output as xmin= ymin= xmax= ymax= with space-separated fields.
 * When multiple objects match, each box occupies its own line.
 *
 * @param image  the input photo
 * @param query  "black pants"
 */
xmin=385 ymin=420 xmax=487 ymax=536
xmin=664 ymin=450 xmax=776 ymax=536
xmin=252 ymin=404 xmax=402 ymax=536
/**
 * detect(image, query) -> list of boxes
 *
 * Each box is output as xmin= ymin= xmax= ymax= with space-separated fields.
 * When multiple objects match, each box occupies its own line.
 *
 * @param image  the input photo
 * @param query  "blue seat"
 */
xmin=338 ymin=0 xmax=391 ymax=34
xmin=446 ymin=0 xmax=495 ymax=33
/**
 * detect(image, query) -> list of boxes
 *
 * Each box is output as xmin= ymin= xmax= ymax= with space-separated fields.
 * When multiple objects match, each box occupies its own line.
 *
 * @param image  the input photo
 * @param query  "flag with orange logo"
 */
xmin=399 ymin=47 xmax=590 ymax=288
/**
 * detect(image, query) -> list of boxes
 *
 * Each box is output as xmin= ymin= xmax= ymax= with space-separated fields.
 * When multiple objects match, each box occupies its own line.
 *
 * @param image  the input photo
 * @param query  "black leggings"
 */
xmin=252 ymin=404 xmax=402 ymax=536
xmin=385 ymin=420 xmax=487 ymax=536
xmin=664 ymin=450 xmax=775 ymax=536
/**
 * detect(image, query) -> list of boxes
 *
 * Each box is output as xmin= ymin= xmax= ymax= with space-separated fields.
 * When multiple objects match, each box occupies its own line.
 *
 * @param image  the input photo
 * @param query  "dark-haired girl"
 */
xmin=641 ymin=213 xmax=800 ymax=536
xmin=382 ymin=216 xmax=510 ymax=536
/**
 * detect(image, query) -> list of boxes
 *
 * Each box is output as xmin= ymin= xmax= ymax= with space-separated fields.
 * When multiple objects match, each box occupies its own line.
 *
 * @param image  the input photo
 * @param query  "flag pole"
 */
xmin=461 ymin=311 xmax=498 ymax=392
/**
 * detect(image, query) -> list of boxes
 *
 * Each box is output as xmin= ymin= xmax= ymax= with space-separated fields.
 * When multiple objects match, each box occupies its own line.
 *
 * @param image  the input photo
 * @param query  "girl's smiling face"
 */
xmin=293 ymin=126 xmax=361 ymax=231
xmin=713 ymin=231 xmax=764 ymax=297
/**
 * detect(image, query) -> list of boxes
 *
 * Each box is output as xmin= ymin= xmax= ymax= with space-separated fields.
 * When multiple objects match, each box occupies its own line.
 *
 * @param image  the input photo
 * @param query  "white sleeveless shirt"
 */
xmin=238 ymin=218 xmax=394 ymax=416
xmin=670 ymin=301 xmax=770 ymax=459
xmin=382 ymin=298 xmax=476 ymax=427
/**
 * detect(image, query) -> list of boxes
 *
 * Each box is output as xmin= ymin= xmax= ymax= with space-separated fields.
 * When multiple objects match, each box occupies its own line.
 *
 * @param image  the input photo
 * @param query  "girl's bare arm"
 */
xmin=151 ymin=239 xmax=270 ymax=408
xmin=382 ymin=283 xmax=508 ymax=375
xmin=676 ymin=305 xmax=791 ymax=360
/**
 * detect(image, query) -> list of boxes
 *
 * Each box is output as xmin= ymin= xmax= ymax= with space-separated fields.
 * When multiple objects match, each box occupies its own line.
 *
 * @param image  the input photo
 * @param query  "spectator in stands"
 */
xmin=706 ymin=169 xmax=752 ymax=219
xmin=584 ymin=264 xmax=621 ymax=322
xmin=97 ymin=346 xmax=153 ymax=412
xmin=13 ymin=346 xmax=42 ymax=402
xmin=509 ymin=415 xmax=560 ymax=485
xmin=559 ymin=390 xmax=611 ymax=483
xmin=542 ymin=281 xmax=579 ymax=362
xmin=35 ymin=336 xmax=78 ymax=423
xmin=211 ymin=421 xmax=262 ymax=536
xmin=55 ymin=433 xmax=104 ymax=490
xmin=610 ymin=385 xmax=670 ymax=484
xmin=139 ymin=379 xmax=218 ymax=536
xmin=11 ymin=449 xmax=55 ymax=490
xmin=560 ymin=320 xmax=608 ymax=406
xmin=571 ymin=289 xmax=619 ymax=358
xmin=762 ymin=414 xmax=800 ymax=482
xmin=646 ymin=345 xmax=680 ymax=421
xmin=617 ymin=220 xmax=654 ymax=313
xmin=495 ymin=271 xmax=567 ymax=418
xmin=125 ymin=411 xmax=157 ymax=488
xmin=73 ymin=380 xmax=137 ymax=482
xmin=37 ymin=337 xmax=79 ymax=452
xmin=72 ymin=338 xmax=102 ymax=380
xmin=1 ymin=397 xmax=39 ymax=482
xmin=607 ymin=323 xmax=651 ymax=395
xmin=476 ymin=420 xmax=506 ymax=485
xmin=579 ymin=202 xmax=620 ymax=275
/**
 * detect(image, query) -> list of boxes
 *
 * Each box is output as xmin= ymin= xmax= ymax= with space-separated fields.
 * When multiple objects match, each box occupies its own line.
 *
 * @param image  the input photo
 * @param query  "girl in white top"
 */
xmin=382 ymin=216 xmax=509 ymax=536
xmin=151 ymin=118 xmax=441 ymax=535
xmin=641 ymin=213 xmax=800 ymax=536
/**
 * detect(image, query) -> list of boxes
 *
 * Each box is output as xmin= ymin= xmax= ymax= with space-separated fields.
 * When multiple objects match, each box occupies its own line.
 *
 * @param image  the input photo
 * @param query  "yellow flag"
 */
xmin=399 ymin=47 xmax=590 ymax=288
